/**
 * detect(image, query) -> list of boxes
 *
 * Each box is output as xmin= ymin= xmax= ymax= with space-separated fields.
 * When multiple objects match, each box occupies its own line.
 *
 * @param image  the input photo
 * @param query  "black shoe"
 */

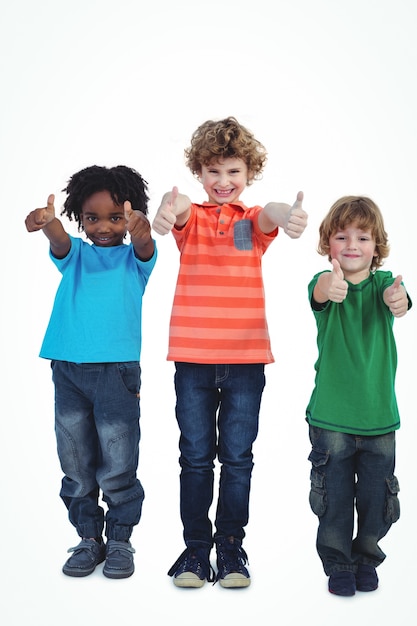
xmin=328 ymin=571 xmax=356 ymax=596
xmin=103 ymin=540 xmax=135 ymax=579
xmin=62 ymin=538 xmax=106 ymax=577
xmin=215 ymin=536 xmax=250 ymax=588
xmin=168 ymin=547 xmax=214 ymax=588
xmin=356 ymin=564 xmax=378 ymax=592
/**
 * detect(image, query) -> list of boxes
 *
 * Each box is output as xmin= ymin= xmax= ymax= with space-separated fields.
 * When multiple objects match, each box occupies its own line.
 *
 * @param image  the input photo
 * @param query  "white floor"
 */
xmin=3 ymin=349 xmax=416 ymax=626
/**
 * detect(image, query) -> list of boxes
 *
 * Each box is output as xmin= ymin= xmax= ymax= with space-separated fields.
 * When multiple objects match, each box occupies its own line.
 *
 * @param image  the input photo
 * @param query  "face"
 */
xmin=199 ymin=157 xmax=249 ymax=205
xmin=80 ymin=190 xmax=127 ymax=247
xmin=329 ymin=222 xmax=377 ymax=282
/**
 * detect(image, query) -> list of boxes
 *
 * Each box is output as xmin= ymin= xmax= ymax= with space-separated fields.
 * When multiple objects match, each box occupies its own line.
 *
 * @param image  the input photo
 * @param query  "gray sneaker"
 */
xmin=62 ymin=538 xmax=106 ymax=577
xmin=103 ymin=540 xmax=136 ymax=579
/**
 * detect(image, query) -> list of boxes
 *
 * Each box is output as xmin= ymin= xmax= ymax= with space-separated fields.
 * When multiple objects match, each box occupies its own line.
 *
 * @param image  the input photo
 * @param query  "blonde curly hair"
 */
xmin=185 ymin=117 xmax=267 ymax=185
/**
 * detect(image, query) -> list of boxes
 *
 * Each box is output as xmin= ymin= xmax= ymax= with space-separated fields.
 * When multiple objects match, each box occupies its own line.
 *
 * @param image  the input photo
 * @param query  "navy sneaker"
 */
xmin=215 ymin=536 xmax=250 ymax=588
xmin=62 ymin=538 xmax=106 ymax=577
xmin=356 ymin=564 xmax=379 ymax=592
xmin=103 ymin=540 xmax=135 ymax=579
xmin=328 ymin=571 xmax=356 ymax=596
xmin=168 ymin=547 xmax=214 ymax=588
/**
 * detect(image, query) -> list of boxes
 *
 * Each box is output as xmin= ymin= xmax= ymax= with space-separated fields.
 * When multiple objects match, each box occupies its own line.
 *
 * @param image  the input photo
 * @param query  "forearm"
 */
xmin=43 ymin=218 xmax=71 ymax=258
xmin=132 ymin=236 xmax=155 ymax=262
xmin=313 ymin=273 xmax=332 ymax=303
xmin=258 ymin=202 xmax=291 ymax=233
xmin=173 ymin=193 xmax=192 ymax=228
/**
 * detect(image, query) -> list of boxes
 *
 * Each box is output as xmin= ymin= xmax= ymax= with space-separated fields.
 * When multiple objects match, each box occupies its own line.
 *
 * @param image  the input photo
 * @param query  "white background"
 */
xmin=1 ymin=1 xmax=416 ymax=624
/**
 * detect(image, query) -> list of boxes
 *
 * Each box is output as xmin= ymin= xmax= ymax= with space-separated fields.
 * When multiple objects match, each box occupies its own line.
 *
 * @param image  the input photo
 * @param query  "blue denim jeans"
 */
xmin=51 ymin=360 xmax=144 ymax=541
xmin=174 ymin=362 xmax=265 ymax=548
xmin=308 ymin=425 xmax=400 ymax=575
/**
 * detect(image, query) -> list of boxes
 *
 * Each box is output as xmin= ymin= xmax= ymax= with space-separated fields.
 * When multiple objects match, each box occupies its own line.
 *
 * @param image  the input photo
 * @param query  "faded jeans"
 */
xmin=52 ymin=360 xmax=144 ymax=541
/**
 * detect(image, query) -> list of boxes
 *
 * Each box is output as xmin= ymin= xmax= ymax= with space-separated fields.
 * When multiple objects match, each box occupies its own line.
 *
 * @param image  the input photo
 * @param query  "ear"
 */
xmin=246 ymin=170 xmax=255 ymax=185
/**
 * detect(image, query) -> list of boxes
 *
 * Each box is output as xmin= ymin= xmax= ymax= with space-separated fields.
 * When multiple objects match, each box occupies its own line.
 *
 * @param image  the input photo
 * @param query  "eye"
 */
xmin=86 ymin=216 xmax=97 ymax=223
xmin=111 ymin=216 xmax=123 ymax=223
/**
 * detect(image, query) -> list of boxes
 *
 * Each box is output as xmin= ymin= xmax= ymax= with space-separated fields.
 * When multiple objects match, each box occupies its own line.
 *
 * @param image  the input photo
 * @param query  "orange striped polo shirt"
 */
xmin=167 ymin=201 xmax=278 ymax=364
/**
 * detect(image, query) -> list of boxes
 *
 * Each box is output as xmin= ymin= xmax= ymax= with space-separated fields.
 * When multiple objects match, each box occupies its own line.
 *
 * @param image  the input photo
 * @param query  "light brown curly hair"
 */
xmin=185 ymin=117 xmax=267 ymax=185
xmin=318 ymin=196 xmax=390 ymax=270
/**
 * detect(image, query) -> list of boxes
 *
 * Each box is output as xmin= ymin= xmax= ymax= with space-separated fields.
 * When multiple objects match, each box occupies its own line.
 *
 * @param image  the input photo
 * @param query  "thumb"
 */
xmin=47 ymin=194 xmax=55 ymax=210
xmin=170 ymin=186 xmax=179 ymax=206
xmin=124 ymin=200 xmax=133 ymax=221
xmin=391 ymin=275 xmax=403 ymax=291
xmin=331 ymin=258 xmax=344 ymax=280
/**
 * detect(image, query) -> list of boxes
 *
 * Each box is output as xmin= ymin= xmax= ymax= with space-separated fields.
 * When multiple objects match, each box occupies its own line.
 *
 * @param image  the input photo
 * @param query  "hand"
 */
xmin=124 ymin=201 xmax=151 ymax=240
xmin=384 ymin=275 xmax=408 ymax=317
xmin=152 ymin=186 xmax=181 ymax=235
xmin=328 ymin=259 xmax=348 ymax=303
xmin=25 ymin=194 xmax=56 ymax=232
xmin=284 ymin=191 xmax=308 ymax=239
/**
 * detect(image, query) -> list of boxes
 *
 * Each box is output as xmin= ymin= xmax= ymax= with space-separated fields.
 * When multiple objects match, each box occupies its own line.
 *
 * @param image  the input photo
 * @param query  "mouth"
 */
xmin=214 ymin=188 xmax=234 ymax=197
xmin=93 ymin=236 xmax=114 ymax=245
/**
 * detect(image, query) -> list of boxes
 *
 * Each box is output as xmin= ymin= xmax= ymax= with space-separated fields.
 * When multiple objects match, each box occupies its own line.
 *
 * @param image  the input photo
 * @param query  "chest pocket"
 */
xmin=233 ymin=219 xmax=253 ymax=250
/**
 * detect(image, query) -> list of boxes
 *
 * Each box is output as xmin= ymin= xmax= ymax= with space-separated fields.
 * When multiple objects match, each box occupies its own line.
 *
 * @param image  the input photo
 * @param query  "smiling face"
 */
xmin=199 ymin=157 xmax=249 ymax=205
xmin=80 ymin=190 xmax=127 ymax=246
xmin=329 ymin=221 xmax=377 ymax=283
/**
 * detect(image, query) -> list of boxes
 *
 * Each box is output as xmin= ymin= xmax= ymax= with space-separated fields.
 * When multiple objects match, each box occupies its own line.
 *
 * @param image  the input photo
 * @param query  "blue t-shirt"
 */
xmin=40 ymin=236 xmax=157 ymax=363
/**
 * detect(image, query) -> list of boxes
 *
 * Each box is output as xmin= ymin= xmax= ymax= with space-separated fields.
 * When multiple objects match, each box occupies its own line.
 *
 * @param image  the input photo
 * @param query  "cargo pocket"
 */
xmin=308 ymin=448 xmax=329 ymax=517
xmin=384 ymin=475 xmax=400 ymax=524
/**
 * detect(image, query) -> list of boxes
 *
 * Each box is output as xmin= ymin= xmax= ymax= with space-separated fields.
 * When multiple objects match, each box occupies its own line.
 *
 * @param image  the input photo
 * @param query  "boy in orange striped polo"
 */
xmin=152 ymin=117 xmax=308 ymax=588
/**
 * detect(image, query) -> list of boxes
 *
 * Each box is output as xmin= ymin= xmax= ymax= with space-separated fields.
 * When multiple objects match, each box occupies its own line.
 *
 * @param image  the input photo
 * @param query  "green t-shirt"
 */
xmin=306 ymin=270 xmax=410 ymax=435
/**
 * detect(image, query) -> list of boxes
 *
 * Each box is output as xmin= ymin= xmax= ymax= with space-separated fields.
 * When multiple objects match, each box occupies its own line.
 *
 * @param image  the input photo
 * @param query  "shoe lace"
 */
xmin=167 ymin=547 xmax=215 ymax=582
xmin=215 ymin=537 xmax=249 ymax=582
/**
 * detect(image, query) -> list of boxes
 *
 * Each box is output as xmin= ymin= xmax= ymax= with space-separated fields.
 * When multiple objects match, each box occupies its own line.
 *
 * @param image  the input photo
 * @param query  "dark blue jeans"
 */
xmin=52 ymin=360 xmax=144 ymax=541
xmin=308 ymin=425 xmax=400 ymax=575
xmin=174 ymin=362 xmax=265 ymax=548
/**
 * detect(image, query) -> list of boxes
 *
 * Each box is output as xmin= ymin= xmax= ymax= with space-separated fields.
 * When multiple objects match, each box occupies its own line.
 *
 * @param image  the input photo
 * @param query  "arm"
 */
xmin=258 ymin=190 xmax=307 ymax=237
xmin=152 ymin=186 xmax=192 ymax=235
xmin=25 ymin=194 xmax=71 ymax=258
xmin=313 ymin=259 xmax=348 ymax=304
xmin=383 ymin=275 xmax=409 ymax=317
xmin=124 ymin=202 xmax=155 ymax=261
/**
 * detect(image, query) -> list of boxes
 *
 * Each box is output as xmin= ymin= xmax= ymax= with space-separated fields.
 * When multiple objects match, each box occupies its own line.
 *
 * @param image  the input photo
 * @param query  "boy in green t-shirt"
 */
xmin=306 ymin=196 xmax=411 ymax=596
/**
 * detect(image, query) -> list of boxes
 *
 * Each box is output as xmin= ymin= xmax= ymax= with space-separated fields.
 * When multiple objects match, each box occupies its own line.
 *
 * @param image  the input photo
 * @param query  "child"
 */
xmin=152 ymin=116 xmax=308 ymax=588
xmin=306 ymin=196 xmax=411 ymax=596
xmin=25 ymin=165 xmax=157 ymax=579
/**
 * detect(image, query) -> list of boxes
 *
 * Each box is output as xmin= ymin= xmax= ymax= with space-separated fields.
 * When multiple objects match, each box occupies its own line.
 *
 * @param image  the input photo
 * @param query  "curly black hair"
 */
xmin=61 ymin=165 xmax=149 ymax=230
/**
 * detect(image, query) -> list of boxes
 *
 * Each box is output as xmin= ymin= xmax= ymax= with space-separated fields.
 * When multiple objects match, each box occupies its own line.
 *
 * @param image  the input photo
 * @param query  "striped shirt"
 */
xmin=167 ymin=201 xmax=278 ymax=364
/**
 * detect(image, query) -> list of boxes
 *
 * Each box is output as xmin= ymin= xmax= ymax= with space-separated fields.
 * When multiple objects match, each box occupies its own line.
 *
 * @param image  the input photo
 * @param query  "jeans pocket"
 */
xmin=308 ymin=448 xmax=329 ymax=517
xmin=117 ymin=362 xmax=141 ymax=397
xmin=384 ymin=475 xmax=400 ymax=523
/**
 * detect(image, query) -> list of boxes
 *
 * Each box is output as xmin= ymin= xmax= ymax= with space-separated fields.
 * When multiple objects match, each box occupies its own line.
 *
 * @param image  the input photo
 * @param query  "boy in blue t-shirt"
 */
xmin=25 ymin=165 xmax=157 ymax=579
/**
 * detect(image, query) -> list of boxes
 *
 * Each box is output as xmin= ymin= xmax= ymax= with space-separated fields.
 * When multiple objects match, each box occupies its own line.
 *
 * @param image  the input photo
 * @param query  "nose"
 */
xmin=218 ymin=172 xmax=230 ymax=187
xmin=346 ymin=237 xmax=358 ymax=249
xmin=97 ymin=221 xmax=111 ymax=233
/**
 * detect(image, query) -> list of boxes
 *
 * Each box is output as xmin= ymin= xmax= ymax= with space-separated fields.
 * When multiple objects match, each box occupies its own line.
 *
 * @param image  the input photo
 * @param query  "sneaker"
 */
xmin=62 ymin=538 xmax=106 ymax=577
xmin=167 ymin=547 xmax=214 ymax=588
xmin=103 ymin=540 xmax=135 ymax=579
xmin=356 ymin=564 xmax=378 ymax=592
xmin=215 ymin=536 xmax=251 ymax=588
xmin=328 ymin=571 xmax=356 ymax=596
